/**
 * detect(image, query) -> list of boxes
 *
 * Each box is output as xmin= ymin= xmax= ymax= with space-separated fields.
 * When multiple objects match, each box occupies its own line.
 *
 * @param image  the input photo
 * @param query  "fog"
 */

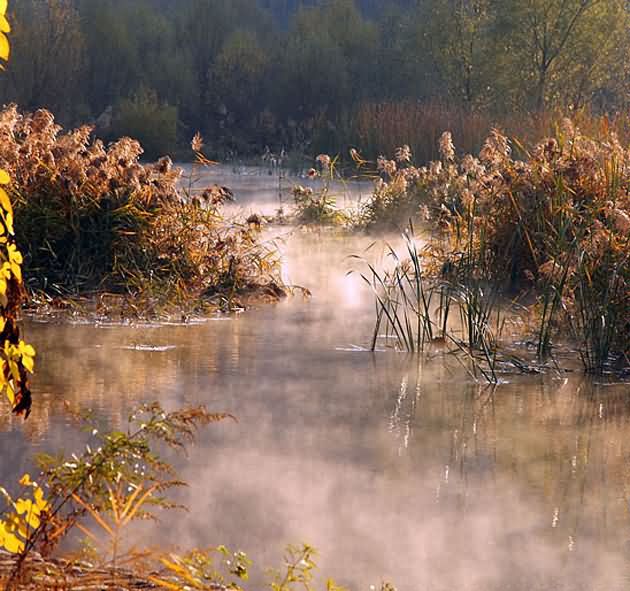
xmin=8 ymin=177 xmax=630 ymax=590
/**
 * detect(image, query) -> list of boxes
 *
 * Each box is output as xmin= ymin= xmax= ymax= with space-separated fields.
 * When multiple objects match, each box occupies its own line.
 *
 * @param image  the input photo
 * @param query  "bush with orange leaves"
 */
xmin=0 ymin=105 xmax=282 ymax=315
xmin=359 ymin=122 xmax=630 ymax=373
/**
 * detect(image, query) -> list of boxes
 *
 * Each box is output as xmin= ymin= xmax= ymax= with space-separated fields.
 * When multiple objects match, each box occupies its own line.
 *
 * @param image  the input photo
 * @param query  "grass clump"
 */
xmin=288 ymin=155 xmax=349 ymax=227
xmin=0 ymin=105 xmax=284 ymax=317
xmin=357 ymin=122 xmax=630 ymax=374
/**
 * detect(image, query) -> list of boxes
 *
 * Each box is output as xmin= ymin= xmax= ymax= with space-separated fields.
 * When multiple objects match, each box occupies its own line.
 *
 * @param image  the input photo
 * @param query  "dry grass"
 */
xmin=357 ymin=121 xmax=630 ymax=373
xmin=0 ymin=550 xmax=165 ymax=591
xmin=350 ymin=100 xmax=630 ymax=165
xmin=0 ymin=105 xmax=284 ymax=317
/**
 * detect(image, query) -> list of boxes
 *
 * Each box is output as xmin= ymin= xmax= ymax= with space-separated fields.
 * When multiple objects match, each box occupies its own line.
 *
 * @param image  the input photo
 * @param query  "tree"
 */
xmin=6 ymin=0 xmax=84 ymax=123
xmin=177 ymin=0 xmax=269 ymax=134
xmin=212 ymin=30 xmax=270 ymax=127
xmin=494 ymin=0 xmax=628 ymax=112
xmin=425 ymin=0 xmax=496 ymax=109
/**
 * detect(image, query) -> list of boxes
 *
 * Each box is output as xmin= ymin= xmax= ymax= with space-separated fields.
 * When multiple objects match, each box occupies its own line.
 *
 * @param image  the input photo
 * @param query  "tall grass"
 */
xmin=350 ymin=100 xmax=630 ymax=165
xmin=0 ymin=105 xmax=283 ymax=315
xmin=350 ymin=101 xmax=491 ymax=163
xmin=356 ymin=121 xmax=630 ymax=375
xmin=355 ymin=225 xmax=510 ymax=383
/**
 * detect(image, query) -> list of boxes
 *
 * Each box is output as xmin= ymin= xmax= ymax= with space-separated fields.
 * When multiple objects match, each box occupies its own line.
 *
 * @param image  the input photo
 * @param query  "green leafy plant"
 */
xmin=151 ymin=546 xmax=252 ymax=591
xmin=0 ymin=402 xmax=234 ymax=586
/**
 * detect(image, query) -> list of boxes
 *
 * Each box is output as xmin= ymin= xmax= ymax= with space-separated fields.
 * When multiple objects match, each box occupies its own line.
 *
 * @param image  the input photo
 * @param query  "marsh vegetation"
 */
xmin=1 ymin=1 xmax=630 ymax=590
xmin=350 ymin=123 xmax=630 ymax=376
xmin=0 ymin=106 xmax=284 ymax=318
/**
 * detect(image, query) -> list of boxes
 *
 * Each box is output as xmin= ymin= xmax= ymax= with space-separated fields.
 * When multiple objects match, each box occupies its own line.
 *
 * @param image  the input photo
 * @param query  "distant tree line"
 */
xmin=1 ymin=0 xmax=629 ymax=159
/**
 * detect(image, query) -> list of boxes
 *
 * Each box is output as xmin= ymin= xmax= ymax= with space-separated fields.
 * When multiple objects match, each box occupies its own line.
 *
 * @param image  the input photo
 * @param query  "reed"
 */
xmin=0 ymin=106 xmax=284 ymax=316
xmin=357 ymin=120 xmax=630 ymax=374
xmin=350 ymin=100 xmax=630 ymax=165
xmin=353 ymin=224 xmax=509 ymax=383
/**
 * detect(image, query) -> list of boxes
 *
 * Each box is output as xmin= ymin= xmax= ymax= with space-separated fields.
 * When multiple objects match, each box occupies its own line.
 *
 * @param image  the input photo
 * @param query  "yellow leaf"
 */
xmin=8 ymin=359 xmax=19 ymax=383
xmin=5 ymin=382 xmax=14 ymax=405
xmin=0 ymin=33 xmax=8 ymax=62
xmin=34 ymin=488 xmax=48 ymax=512
xmin=15 ymin=499 xmax=41 ymax=529
xmin=0 ymin=1 xmax=7 ymax=17
xmin=0 ymin=521 xmax=25 ymax=554
xmin=8 ymin=244 xmax=21 ymax=265
xmin=0 ymin=170 xmax=9 ymax=185
xmin=0 ymin=188 xmax=12 ymax=216
xmin=20 ymin=343 xmax=35 ymax=357
xmin=6 ymin=514 xmax=28 ymax=540
xmin=19 ymin=474 xmax=32 ymax=487
xmin=10 ymin=262 xmax=21 ymax=282
xmin=0 ymin=16 xmax=9 ymax=34
xmin=5 ymin=211 xmax=13 ymax=234
xmin=22 ymin=354 xmax=33 ymax=373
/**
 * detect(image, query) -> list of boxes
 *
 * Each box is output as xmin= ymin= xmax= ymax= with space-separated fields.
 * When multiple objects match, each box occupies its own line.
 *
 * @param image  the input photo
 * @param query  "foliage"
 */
xmin=6 ymin=0 xmax=85 ymax=122
xmin=268 ymin=544 xmax=341 ymax=591
xmin=150 ymin=546 xmax=252 ymax=590
xmin=0 ymin=475 xmax=48 ymax=555
xmin=153 ymin=544 xmax=349 ymax=591
xmin=356 ymin=124 xmax=630 ymax=373
xmin=0 ymin=405 xmax=367 ymax=591
xmin=290 ymin=155 xmax=348 ymax=226
xmin=111 ymin=88 xmax=178 ymax=160
xmin=2 ymin=0 xmax=630 ymax=157
xmin=0 ymin=106 xmax=283 ymax=315
xmin=2 ymin=403 xmax=234 ymax=568
xmin=0 ymin=1 xmax=35 ymax=418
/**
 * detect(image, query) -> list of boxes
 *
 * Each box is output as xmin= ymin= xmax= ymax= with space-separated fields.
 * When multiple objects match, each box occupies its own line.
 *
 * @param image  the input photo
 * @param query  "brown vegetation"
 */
xmin=0 ymin=106 xmax=284 ymax=317
xmin=357 ymin=121 xmax=630 ymax=374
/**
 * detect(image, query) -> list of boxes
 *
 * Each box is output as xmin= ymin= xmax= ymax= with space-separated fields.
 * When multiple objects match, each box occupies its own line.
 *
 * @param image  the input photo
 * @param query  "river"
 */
xmin=2 ymin=169 xmax=629 ymax=590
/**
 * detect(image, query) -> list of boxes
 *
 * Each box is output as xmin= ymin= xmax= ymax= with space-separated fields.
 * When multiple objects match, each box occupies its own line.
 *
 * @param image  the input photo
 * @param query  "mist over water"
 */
xmin=178 ymin=163 xmax=371 ymax=217
xmin=4 ymin=171 xmax=630 ymax=590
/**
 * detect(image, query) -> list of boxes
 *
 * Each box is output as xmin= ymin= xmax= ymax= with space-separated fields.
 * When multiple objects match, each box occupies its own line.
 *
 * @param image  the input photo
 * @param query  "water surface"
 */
xmin=3 ymin=172 xmax=630 ymax=590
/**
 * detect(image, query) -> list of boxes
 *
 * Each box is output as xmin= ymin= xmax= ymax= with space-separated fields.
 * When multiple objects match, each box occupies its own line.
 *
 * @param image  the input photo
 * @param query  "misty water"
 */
xmin=2 ymin=170 xmax=630 ymax=590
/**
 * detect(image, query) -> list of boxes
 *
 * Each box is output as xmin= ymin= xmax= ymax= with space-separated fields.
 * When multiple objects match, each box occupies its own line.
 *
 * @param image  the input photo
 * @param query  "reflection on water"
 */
xmin=3 ymin=184 xmax=630 ymax=589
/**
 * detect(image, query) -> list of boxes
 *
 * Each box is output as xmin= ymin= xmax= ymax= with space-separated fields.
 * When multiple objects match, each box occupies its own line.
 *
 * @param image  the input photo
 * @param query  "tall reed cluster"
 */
xmin=359 ymin=121 xmax=630 ymax=374
xmin=351 ymin=101 xmax=630 ymax=166
xmin=0 ymin=106 xmax=282 ymax=313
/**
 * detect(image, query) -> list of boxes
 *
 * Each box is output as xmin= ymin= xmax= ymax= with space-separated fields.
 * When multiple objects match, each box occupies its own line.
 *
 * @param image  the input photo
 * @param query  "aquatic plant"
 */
xmin=354 ymin=226 xmax=509 ymax=383
xmin=0 ymin=105 xmax=283 ymax=316
xmin=358 ymin=122 xmax=630 ymax=373
xmin=292 ymin=184 xmax=342 ymax=226
xmin=291 ymin=155 xmax=348 ymax=226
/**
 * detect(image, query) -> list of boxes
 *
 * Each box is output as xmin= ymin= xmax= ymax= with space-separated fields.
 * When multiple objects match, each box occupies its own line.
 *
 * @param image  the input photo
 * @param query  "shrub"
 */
xmin=111 ymin=88 xmax=178 ymax=160
xmin=0 ymin=2 xmax=35 ymax=419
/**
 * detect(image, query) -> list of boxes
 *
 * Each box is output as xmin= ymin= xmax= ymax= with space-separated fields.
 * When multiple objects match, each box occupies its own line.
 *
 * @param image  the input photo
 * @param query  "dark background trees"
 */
xmin=2 ymin=0 xmax=629 ymax=159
